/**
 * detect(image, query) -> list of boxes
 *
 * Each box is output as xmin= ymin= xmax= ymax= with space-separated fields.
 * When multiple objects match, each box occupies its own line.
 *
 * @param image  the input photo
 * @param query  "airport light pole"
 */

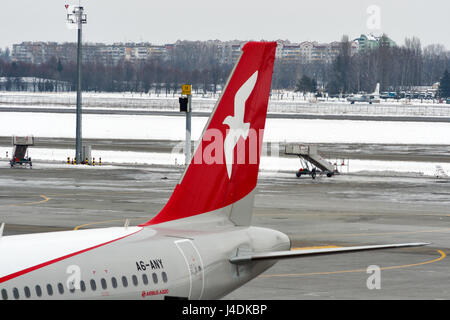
xmin=186 ymin=94 xmax=192 ymax=165
xmin=66 ymin=5 xmax=87 ymax=163
xmin=180 ymin=85 xmax=192 ymax=165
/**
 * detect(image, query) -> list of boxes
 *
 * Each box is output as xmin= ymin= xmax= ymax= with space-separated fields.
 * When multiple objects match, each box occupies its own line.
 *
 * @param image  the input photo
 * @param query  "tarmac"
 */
xmin=1 ymin=151 xmax=449 ymax=299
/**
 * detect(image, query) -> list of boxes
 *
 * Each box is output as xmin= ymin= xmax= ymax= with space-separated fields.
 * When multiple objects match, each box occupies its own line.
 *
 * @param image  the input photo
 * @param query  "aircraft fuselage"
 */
xmin=0 ymin=220 xmax=290 ymax=300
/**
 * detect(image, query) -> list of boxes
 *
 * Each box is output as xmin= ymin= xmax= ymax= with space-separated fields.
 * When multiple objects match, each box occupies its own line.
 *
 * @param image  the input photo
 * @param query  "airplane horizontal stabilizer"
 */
xmin=229 ymin=242 xmax=429 ymax=264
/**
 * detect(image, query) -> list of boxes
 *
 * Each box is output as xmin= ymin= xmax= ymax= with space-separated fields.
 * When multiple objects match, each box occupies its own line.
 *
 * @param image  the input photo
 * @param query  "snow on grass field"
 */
xmin=1 ymin=112 xmax=449 ymax=176
xmin=1 ymin=112 xmax=450 ymax=144
xmin=0 ymin=146 xmax=448 ymax=177
xmin=2 ymin=91 xmax=449 ymax=117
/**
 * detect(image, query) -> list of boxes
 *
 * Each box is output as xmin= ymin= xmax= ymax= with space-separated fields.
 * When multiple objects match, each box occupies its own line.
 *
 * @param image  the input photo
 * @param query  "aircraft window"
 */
xmin=24 ymin=286 xmax=31 ymax=298
xmin=152 ymin=273 xmax=158 ymax=284
xmin=13 ymin=288 xmax=19 ymax=299
xmin=122 ymin=276 xmax=128 ymax=287
xmin=80 ymin=280 xmax=86 ymax=292
xmin=46 ymin=284 xmax=53 ymax=296
xmin=162 ymin=272 xmax=168 ymax=283
xmin=111 ymin=277 xmax=118 ymax=288
xmin=1 ymin=289 xmax=8 ymax=300
xmin=58 ymin=283 xmax=64 ymax=294
xmin=35 ymin=285 xmax=42 ymax=297
xmin=142 ymin=274 xmax=148 ymax=285
xmin=90 ymin=279 xmax=97 ymax=291
xmin=132 ymin=275 xmax=138 ymax=286
xmin=101 ymin=278 xmax=107 ymax=290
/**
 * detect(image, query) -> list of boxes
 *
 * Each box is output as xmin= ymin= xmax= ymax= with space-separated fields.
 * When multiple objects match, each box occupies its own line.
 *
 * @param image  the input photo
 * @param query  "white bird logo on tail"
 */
xmin=223 ymin=71 xmax=258 ymax=179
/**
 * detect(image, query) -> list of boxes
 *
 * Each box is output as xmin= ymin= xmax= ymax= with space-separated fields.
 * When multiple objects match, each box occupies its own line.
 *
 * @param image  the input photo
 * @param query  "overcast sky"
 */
xmin=1 ymin=0 xmax=449 ymax=49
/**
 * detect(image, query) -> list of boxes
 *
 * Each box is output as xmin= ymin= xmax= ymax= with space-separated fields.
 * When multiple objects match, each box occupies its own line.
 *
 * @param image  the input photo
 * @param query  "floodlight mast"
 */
xmin=66 ymin=5 xmax=87 ymax=163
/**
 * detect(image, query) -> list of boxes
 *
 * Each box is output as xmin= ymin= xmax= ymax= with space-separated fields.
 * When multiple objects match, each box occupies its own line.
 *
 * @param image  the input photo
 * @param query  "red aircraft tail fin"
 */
xmin=141 ymin=42 xmax=277 ymax=226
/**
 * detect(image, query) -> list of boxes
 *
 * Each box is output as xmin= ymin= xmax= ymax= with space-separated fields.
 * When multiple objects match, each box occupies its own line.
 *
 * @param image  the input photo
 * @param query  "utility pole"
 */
xmin=66 ymin=5 xmax=87 ymax=163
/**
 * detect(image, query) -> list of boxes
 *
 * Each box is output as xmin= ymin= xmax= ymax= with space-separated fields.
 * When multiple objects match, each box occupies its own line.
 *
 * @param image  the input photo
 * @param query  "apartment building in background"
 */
xmin=11 ymin=34 xmax=392 ymax=66
xmin=11 ymin=42 xmax=173 ymax=65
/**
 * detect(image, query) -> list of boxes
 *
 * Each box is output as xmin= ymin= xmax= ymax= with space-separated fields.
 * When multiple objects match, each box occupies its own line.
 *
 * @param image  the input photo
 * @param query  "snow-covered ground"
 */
xmin=0 ymin=90 xmax=445 ymax=105
xmin=0 ymin=147 xmax=448 ymax=178
xmin=1 ymin=111 xmax=449 ymax=177
xmin=1 ymin=112 xmax=450 ymax=145
xmin=1 ymin=91 xmax=449 ymax=117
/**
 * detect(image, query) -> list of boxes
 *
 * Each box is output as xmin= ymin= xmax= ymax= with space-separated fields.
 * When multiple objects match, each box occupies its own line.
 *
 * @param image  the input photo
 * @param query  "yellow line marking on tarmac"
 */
xmin=260 ymin=249 xmax=446 ymax=278
xmin=74 ymin=218 xmax=148 ymax=230
xmin=44 ymin=190 xmax=150 ymax=198
xmin=5 ymin=195 xmax=50 ymax=207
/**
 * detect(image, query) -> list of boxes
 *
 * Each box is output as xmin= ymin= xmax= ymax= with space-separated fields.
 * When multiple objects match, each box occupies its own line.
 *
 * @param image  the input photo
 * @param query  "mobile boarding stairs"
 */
xmin=285 ymin=144 xmax=338 ymax=179
xmin=10 ymin=136 xmax=34 ymax=168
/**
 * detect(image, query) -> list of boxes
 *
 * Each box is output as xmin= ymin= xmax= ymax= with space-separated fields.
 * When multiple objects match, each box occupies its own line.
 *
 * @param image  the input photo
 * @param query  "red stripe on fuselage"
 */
xmin=0 ymin=228 xmax=143 ymax=284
